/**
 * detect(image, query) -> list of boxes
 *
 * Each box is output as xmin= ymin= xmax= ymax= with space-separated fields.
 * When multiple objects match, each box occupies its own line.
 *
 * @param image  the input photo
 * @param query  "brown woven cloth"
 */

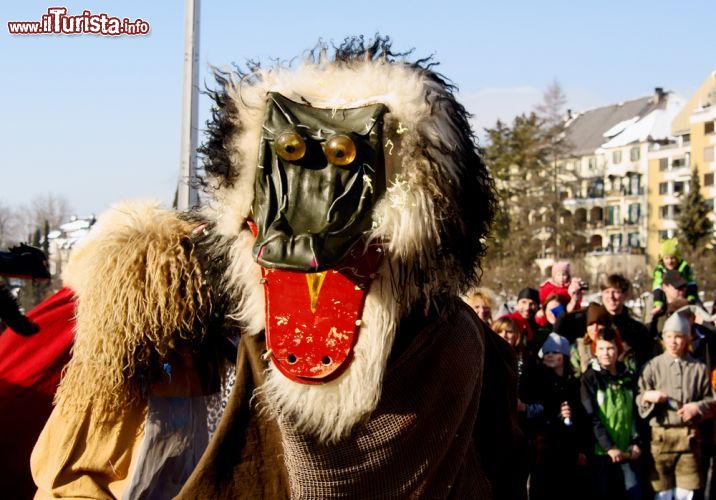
xmin=176 ymin=333 xmax=290 ymax=499
xmin=179 ymin=301 xmax=516 ymax=499
xmin=278 ymin=302 xmax=487 ymax=499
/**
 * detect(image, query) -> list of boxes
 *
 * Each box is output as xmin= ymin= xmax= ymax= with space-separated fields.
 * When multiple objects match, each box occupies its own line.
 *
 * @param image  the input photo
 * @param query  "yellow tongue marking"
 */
xmin=306 ymin=272 xmax=327 ymax=313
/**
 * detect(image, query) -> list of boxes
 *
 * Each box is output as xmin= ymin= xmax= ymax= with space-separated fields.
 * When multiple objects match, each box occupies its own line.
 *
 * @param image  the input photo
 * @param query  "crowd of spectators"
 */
xmin=464 ymin=251 xmax=716 ymax=500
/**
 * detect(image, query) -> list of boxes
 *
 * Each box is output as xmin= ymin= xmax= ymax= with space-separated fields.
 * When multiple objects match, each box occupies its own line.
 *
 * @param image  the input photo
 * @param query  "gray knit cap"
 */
xmin=662 ymin=312 xmax=691 ymax=338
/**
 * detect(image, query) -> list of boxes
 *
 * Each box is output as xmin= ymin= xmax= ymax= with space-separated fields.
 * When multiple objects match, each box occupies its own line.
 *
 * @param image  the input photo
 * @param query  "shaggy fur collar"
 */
xmin=198 ymin=37 xmax=496 ymax=442
xmin=57 ymin=201 xmax=213 ymax=412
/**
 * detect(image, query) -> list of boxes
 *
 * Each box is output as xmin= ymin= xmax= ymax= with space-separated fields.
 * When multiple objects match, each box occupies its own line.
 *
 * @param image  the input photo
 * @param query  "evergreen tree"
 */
xmin=678 ymin=165 xmax=713 ymax=250
xmin=481 ymin=112 xmax=555 ymax=294
xmin=676 ymin=166 xmax=716 ymax=298
xmin=481 ymin=82 xmax=583 ymax=295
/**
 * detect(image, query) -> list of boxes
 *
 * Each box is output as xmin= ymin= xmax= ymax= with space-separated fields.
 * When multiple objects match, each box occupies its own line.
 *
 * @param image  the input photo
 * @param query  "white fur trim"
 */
xmin=205 ymin=57 xmax=474 ymax=442
xmin=258 ymin=259 xmax=402 ymax=442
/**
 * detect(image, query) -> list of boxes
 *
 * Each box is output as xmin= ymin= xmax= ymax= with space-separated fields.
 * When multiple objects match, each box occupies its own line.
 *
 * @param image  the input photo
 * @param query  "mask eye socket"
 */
xmin=275 ymin=132 xmax=307 ymax=162
xmin=324 ymin=135 xmax=357 ymax=166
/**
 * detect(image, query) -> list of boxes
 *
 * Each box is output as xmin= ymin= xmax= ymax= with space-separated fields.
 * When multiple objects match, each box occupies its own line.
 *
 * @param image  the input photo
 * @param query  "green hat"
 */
xmin=660 ymin=238 xmax=681 ymax=258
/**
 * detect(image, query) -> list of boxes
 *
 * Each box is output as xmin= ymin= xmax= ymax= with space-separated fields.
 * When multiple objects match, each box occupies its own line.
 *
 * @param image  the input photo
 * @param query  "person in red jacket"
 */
xmin=539 ymin=261 xmax=585 ymax=316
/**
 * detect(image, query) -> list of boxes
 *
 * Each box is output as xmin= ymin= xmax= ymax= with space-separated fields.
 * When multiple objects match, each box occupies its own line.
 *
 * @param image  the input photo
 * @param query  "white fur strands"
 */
xmin=202 ymin=37 xmax=494 ymax=304
xmin=57 ymin=201 xmax=211 ymax=412
xmin=257 ymin=259 xmax=402 ymax=443
xmin=199 ymin=228 xmax=265 ymax=336
xmin=200 ymin=36 xmax=496 ymax=442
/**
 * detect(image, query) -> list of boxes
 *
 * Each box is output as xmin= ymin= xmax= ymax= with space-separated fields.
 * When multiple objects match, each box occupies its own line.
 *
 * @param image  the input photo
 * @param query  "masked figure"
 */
xmin=31 ymin=36 xmax=518 ymax=499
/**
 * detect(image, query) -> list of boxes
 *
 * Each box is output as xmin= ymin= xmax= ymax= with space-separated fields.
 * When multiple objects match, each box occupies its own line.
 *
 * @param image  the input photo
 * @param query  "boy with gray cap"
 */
xmin=637 ymin=312 xmax=714 ymax=499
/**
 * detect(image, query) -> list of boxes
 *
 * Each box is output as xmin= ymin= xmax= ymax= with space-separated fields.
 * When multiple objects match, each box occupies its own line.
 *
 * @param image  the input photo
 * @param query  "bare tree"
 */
xmin=16 ymin=193 xmax=73 ymax=240
xmin=535 ymin=79 xmax=568 ymax=129
xmin=0 ymin=202 xmax=23 ymax=247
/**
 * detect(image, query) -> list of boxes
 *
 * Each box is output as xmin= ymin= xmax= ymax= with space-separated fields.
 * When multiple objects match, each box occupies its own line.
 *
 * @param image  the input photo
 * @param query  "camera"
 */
xmin=579 ymin=280 xmax=589 ymax=291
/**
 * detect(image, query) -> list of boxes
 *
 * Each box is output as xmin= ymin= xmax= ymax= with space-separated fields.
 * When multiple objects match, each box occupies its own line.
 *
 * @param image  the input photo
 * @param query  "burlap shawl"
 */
xmin=178 ymin=301 xmax=516 ymax=499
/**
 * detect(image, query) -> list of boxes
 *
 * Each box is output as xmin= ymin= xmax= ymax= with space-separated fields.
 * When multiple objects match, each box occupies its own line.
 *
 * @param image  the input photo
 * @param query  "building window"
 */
xmin=630 ymin=147 xmax=640 ymax=161
xmin=673 ymin=181 xmax=685 ymax=195
xmin=705 ymin=146 xmax=715 ymax=162
xmin=706 ymin=199 xmax=715 ymax=211
xmin=659 ymin=230 xmax=672 ymax=240
xmin=659 ymin=158 xmax=668 ymax=171
xmin=706 ymin=121 xmax=715 ymax=135
xmin=628 ymin=203 xmax=641 ymax=224
xmin=612 ymin=150 xmax=622 ymax=164
xmin=609 ymin=233 xmax=623 ymax=249
xmin=673 ymin=157 xmax=686 ymax=168
xmin=587 ymin=179 xmax=604 ymax=198
xmin=607 ymin=176 xmax=621 ymax=193
xmin=607 ymin=205 xmax=620 ymax=226
xmin=659 ymin=182 xmax=668 ymax=194
xmin=705 ymin=173 xmax=714 ymax=187
xmin=627 ymin=232 xmax=640 ymax=247
xmin=659 ymin=205 xmax=680 ymax=219
xmin=629 ymin=174 xmax=641 ymax=195
xmin=588 ymin=157 xmax=596 ymax=169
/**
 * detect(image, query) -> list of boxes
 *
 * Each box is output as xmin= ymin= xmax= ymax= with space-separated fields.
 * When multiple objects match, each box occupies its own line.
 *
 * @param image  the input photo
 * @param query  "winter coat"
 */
xmin=539 ymin=280 xmax=571 ymax=306
xmin=531 ymin=363 xmax=589 ymax=454
xmin=611 ymin=308 xmax=653 ymax=372
xmin=580 ymin=360 xmax=640 ymax=456
xmin=570 ymin=338 xmax=595 ymax=376
xmin=652 ymin=260 xmax=697 ymax=306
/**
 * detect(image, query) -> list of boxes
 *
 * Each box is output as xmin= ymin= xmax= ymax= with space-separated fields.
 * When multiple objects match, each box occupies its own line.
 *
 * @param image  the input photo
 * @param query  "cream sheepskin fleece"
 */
xmin=56 ymin=201 xmax=211 ymax=411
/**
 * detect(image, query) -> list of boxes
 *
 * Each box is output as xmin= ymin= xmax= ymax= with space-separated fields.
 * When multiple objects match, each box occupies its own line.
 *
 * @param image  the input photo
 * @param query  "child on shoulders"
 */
xmin=539 ymin=261 xmax=584 ymax=321
xmin=651 ymin=238 xmax=698 ymax=316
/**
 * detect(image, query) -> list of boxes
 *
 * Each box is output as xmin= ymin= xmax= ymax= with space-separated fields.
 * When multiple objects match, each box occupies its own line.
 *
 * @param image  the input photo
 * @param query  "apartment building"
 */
xmin=559 ymin=88 xmax=684 ymax=281
xmin=646 ymin=71 xmax=716 ymax=265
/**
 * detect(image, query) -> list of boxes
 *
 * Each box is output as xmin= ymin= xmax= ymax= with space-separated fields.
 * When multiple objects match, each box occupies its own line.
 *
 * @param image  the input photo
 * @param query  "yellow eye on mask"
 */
xmin=275 ymin=132 xmax=307 ymax=162
xmin=324 ymin=134 xmax=356 ymax=166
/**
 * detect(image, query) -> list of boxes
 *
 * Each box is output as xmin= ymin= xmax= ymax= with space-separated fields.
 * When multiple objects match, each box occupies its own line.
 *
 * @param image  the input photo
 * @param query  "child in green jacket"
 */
xmin=581 ymin=327 xmax=643 ymax=499
xmin=651 ymin=238 xmax=697 ymax=316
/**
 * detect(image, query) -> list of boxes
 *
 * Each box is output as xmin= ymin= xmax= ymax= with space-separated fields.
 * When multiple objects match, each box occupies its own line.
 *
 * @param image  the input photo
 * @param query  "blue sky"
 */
xmin=1 ymin=1 xmax=714 ymax=217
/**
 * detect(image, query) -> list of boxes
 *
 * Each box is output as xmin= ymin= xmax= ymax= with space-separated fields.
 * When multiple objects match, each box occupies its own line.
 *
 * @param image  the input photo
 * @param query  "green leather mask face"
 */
xmin=252 ymin=93 xmax=387 ymax=271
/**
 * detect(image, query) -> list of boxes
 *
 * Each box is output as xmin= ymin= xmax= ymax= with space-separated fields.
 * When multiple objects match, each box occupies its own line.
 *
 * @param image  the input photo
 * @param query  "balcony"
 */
xmin=565 ymin=192 xmax=604 ymax=200
xmin=563 ymin=196 xmax=604 ymax=208
xmin=605 ymin=186 xmax=645 ymax=198
xmin=671 ymin=158 xmax=689 ymax=170
xmin=622 ymin=217 xmax=643 ymax=227
xmin=586 ymin=246 xmax=645 ymax=256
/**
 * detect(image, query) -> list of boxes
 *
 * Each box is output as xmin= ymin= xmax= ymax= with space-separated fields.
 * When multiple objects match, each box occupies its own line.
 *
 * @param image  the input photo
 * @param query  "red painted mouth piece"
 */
xmin=247 ymin=219 xmax=383 ymax=384
xmin=262 ymin=245 xmax=382 ymax=384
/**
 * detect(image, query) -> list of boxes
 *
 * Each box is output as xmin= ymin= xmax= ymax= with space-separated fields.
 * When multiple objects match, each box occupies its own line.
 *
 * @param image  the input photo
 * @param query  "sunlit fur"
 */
xmin=56 ymin=201 xmax=211 ymax=412
xmin=200 ymin=36 xmax=495 ymax=442
xmin=256 ymin=259 xmax=401 ymax=442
